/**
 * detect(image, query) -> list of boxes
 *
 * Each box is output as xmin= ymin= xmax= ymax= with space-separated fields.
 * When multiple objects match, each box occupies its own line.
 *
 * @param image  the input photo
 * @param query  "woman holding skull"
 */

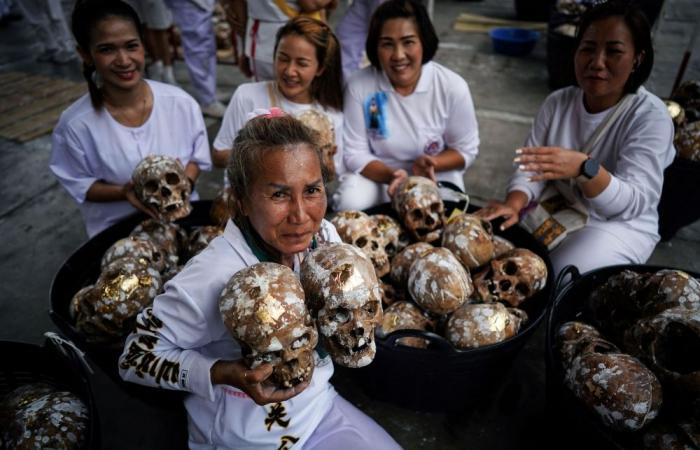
xmin=49 ymin=0 xmax=210 ymax=238
xmin=119 ymin=113 xmax=400 ymax=449
xmin=478 ymin=0 xmax=676 ymax=276
xmin=332 ymin=0 xmax=479 ymax=211
xmin=212 ymin=16 xmax=346 ymax=182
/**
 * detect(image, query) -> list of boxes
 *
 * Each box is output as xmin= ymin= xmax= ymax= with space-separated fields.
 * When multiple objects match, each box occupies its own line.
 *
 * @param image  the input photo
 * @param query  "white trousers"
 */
xmin=331 ymin=173 xmax=390 ymax=212
xmin=303 ymin=395 xmax=401 ymax=449
xmin=127 ymin=0 xmax=173 ymax=29
xmin=166 ymin=0 xmax=217 ymax=105
xmin=550 ymin=224 xmax=656 ymax=276
xmin=16 ymin=0 xmax=73 ymax=54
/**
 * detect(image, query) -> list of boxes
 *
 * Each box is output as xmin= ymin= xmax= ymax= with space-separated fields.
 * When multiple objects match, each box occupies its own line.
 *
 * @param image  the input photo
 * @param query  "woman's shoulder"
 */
xmin=149 ymin=80 xmax=200 ymax=110
xmin=54 ymin=93 xmax=99 ymax=134
xmin=232 ymin=80 xmax=271 ymax=101
xmin=624 ymin=86 xmax=674 ymax=131
xmin=345 ymin=66 xmax=382 ymax=93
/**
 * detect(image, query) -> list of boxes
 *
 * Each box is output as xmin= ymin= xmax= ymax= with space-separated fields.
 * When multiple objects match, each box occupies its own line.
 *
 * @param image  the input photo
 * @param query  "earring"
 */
xmin=91 ymin=69 xmax=103 ymax=88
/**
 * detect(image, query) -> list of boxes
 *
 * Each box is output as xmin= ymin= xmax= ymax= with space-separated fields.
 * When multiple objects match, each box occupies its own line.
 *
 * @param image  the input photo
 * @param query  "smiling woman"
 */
xmin=49 ymin=0 xmax=211 ymax=238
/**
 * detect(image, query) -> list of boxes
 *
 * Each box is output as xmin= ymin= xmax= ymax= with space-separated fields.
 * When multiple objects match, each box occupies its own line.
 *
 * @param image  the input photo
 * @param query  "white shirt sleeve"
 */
xmin=213 ymin=87 xmax=254 ymax=152
xmin=49 ymin=124 xmax=98 ymax=204
xmin=342 ymin=79 xmax=380 ymax=174
xmin=444 ymin=79 xmax=479 ymax=169
xmin=585 ymin=106 xmax=675 ymax=220
xmin=188 ymin=100 xmax=213 ymax=171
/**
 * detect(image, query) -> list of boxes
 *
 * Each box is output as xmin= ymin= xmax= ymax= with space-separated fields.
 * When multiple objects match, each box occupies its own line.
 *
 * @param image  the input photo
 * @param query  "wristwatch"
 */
xmin=576 ymin=157 xmax=599 ymax=183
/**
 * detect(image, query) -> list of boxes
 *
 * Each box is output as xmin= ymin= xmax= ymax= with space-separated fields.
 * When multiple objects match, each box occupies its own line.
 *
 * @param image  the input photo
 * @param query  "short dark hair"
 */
xmin=72 ymin=0 xmax=145 ymax=108
xmin=274 ymin=17 xmax=343 ymax=111
xmin=365 ymin=0 xmax=439 ymax=70
xmin=575 ymin=0 xmax=654 ymax=93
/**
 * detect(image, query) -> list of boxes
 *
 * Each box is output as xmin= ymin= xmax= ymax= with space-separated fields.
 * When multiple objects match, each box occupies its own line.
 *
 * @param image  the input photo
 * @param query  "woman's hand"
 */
xmin=412 ymin=155 xmax=437 ymax=181
xmin=211 ymin=360 xmax=309 ymax=406
xmin=475 ymin=191 xmax=529 ymax=231
xmin=123 ymin=181 xmax=158 ymax=219
xmin=515 ymin=147 xmax=588 ymax=181
xmin=387 ymin=168 xmax=408 ymax=197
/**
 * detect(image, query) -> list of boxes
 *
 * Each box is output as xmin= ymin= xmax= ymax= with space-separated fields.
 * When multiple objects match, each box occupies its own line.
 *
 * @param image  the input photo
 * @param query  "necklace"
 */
xmin=103 ymin=82 xmax=150 ymax=127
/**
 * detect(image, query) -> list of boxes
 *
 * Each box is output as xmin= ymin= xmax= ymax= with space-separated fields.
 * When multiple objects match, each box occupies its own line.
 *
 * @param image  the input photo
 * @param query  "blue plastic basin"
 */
xmin=489 ymin=27 xmax=540 ymax=57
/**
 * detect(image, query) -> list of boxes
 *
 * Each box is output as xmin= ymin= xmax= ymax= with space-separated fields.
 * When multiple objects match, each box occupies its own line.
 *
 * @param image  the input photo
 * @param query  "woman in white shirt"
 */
xmin=120 ymin=114 xmax=400 ymax=449
xmin=49 ymin=0 xmax=211 ymax=238
xmin=213 ymin=16 xmax=344 ymax=181
xmin=333 ymin=0 xmax=479 ymax=211
xmin=478 ymin=1 xmax=675 ymax=275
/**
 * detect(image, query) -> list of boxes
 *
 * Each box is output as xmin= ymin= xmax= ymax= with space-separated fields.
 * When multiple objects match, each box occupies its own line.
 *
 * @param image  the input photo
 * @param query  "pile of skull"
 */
xmin=667 ymin=80 xmax=700 ymax=162
xmin=331 ymin=176 xmax=548 ymax=350
xmin=555 ymin=269 xmax=700 ymax=447
xmin=70 ymin=155 xmax=224 ymax=345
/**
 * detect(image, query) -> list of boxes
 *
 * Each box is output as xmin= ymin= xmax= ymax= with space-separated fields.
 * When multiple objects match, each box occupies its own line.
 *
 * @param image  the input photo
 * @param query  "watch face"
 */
xmin=583 ymin=158 xmax=600 ymax=179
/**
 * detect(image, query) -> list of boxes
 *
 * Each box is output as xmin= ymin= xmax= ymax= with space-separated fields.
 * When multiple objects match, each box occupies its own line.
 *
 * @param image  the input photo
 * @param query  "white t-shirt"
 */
xmin=49 ymin=80 xmax=211 ymax=238
xmin=508 ymin=85 xmax=675 ymax=242
xmin=213 ymin=81 xmax=346 ymax=176
xmin=119 ymin=219 xmax=340 ymax=450
xmin=342 ymin=61 xmax=480 ymax=190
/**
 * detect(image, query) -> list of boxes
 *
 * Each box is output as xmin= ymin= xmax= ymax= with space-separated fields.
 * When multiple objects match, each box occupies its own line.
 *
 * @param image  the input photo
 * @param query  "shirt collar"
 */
xmin=378 ymin=61 xmax=434 ymax=94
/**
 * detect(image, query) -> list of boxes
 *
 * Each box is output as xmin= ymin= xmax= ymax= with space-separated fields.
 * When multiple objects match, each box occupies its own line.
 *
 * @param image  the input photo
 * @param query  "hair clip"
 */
xmin=246 ymin=107 xmax=287 ymax=121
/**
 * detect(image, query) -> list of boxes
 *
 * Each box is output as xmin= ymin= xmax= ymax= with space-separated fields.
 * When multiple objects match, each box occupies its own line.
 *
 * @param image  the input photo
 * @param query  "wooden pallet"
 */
xmin=0 ymin=71 xmax=86 ymax=142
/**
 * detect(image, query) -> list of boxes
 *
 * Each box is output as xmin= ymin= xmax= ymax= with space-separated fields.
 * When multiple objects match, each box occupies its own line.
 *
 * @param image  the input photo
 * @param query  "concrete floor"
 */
xmin=1 ymin=0 xmax=699 ymax=449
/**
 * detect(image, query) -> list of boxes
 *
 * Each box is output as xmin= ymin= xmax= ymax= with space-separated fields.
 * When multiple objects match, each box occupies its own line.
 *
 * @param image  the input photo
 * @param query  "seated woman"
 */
xmin=333 ymin=0 xmax=479 ymax=211
xmin=119 ymin=113 xmax=400 ymax=449
xmin=478 ymin=0 xmax=675 ymax=275
xmin=49 ymin=0 xmax=210 ymax=238
xmin=212 ymin=16 xmax=344 ymax=181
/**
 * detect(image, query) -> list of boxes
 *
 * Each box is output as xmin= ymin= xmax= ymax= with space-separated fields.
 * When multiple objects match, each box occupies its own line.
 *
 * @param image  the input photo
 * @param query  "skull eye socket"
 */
xmin=515 ymin=282 xmax=530 ymax=297
xmin=256 ymin=351 xmax=281 ymax=364
xmin=430 ymin=203 xmax=441 ymax=213
xmin=292 ymin=333 xmax=310 ymax=350
xmin=504 ymin=261 xmax=519 ymax=276
xmin=411 ymin=209 xmax=423 ymax=221
xmin=144 ymin=180 xmax=159 ymax=194
xmin=355 ymin=237 xmax=368 ymax=248
xmin=330 ymin=307 xmax=351 ymax=324
xmin=363 ymin=301 xmax=379 ymax=316
xmin=165 ymin=172 xmax=180 ymax=185
xmin=499 ymin=279 xmax=512 ymax=291
xmin=385 ymin=243 xmax=395 ymax=254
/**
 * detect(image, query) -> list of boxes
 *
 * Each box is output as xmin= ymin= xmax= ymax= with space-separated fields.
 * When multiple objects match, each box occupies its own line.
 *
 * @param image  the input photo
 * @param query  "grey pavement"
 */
xmin=0 ymin=0 xmax=699 ymax=449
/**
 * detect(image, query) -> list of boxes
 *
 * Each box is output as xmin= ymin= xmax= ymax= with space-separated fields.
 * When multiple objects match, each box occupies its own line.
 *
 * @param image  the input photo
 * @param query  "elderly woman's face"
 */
xmin=377 ymin=18 xmax=423 ymax=96
xmin=242 ymin=145 xmax=326 ymax=258
xmin=574 ymin=16 xmax=638 ymax=111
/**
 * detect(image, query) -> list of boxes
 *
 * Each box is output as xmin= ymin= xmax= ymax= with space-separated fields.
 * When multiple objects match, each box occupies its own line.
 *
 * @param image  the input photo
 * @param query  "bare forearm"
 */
xmin=579 ymin=167 xmax=611 ymax=199
xmin=85 ymin=180 xmax=127 ymax=202
xmin=504 ymin=190 xmax=529 ymax=212
xmin=360 ymin=160 xmax=395 ymax=184
xmin=212 ymin=149 xmax=231 ymax=169
xmin=433 ymin=148 xmax=465 ymax=172
xmin=185 ymin=161 xmax=201 ymax=184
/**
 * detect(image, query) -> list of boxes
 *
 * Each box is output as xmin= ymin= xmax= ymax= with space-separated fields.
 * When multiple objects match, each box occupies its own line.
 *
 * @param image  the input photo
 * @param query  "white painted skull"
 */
xmin=219 ymin=262 xmax=318 ymax=389
xmin=331 ymin=210 xmax=390 ymax=277
xmin=637 ymin=269 xmax=700 ymax=316
xmin=300 ymin=243 xmax=383 ymax=368
xmin=379 ymin=280 xmax=405 ymax=307
xmin=473 ymin=248 xmax=547 ymax=307
xmin=446 ymin=302 xmax=527 ymax=349
xmin=372 ymin=214 xmax=409 ymax=260
xmin=408 ymin=247 xmax=473 ymax=315
xmin=442 ymin=213 xmax=495 ymax=270
xmin=132 ymin=155 xmax=192 ymax=221
xmin=492 ymin=235 xmax=515 ymax=258
xmin=389 ymin=242 xmax=433 ymax=289
xmin=130 ymin=219 xmax=186 ymax=271
xmin=555 ymin=321 xmax=604 ymax=367
xmin=101 ymin=235 xmax=166 ymax=273
xmin=296 ymin=109 xmax=337 ymax=181
xmin=392 ymin=176 xmax=445 ymax=244
xmin=676 ymin=121 xmax=700 ymax=162
xmin=210 ymin=188 xmax=234 ymax=227
xmin=378 ymin=301 xmax=436 ymax=349
xmin=187 ymin=225 xmax=224 ymax=259
xmin=70 ymin=257 xmax=162 ymax=343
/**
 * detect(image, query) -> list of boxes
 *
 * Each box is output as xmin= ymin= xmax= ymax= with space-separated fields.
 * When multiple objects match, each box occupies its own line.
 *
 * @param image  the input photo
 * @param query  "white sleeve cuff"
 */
xmin=586 ymin=176 xmax=622 ymax=216
xmin=180 ymin=350 xmax=220 ymax=401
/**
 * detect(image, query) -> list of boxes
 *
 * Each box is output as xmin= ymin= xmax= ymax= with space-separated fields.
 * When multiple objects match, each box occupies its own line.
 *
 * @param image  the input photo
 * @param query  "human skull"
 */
xmin=219 ymin=262 xmax=318 ymax=388
xmin=372 ymin=214 xmax=409 ymax=260
xmin=672 ymin=80 xmax=700 ymax=122
xmin=408 ymin=247 xmax=473 ymax=315
xmin=131 ymin=219 xmax=186 ymax=271
xmin=0 ymin=383 xmax=88 ymax=449
xmin=132 ymin=155 xmax=192 ymax=221
xmin=555 ymin=321 xmax=603 ymax=367
xmin=187 ymin=225 xmax=224 ymax=259
xmin=492 ymin=235 xmax=515 ymax=258
xmin=390 ymin=242 xmax=433 ymax=288
xmin=638 ymin=269 xmax=700 ymax=316
xmin=564 ymin=348 xmax=662 ymax=432
xmin=70 ymin=257 xmax=162 ymax=343
xmin=296 ymin=109 xmax=337 ymax=181
xmin=624 ymin=307 xmax=700 ymax=397
xmin=210 ymin=188 xmax=234 ymax=227
xmin=675 ymin=121 xmax=700 ymax=162
xmin=379 ymin=280 xmax=405 ymax=307
xmin=446 ymin=302 xmax=527 ymax=349
xmin=378 ymin=301 xmax=435 ymax=349
xmin=664 ymin=100 xmax=686 ymax=129
xmin=101 ymin=235 xmax=166 ymax=273
xmin=442 ymin=213 xmax=495 ymax=269
xmin=392 ymin=176 xmax=445 ymax=244
xmin=643 ymin=420 xmax=700 ymax=450
xmin=473 ymin=248 xmax=547 ymax=307
xmin=300 ymin=243 xmax=383 ymax=368
xmin=331 ymin=210 xmax=390 ymax=277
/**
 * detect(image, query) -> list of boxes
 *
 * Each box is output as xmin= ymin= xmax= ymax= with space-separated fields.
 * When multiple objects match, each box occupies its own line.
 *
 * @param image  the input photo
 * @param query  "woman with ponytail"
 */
xmin=212 ymin=16 xmax=345 ymax=182
xmin=49 ymin=0 xmax=211 ymax=238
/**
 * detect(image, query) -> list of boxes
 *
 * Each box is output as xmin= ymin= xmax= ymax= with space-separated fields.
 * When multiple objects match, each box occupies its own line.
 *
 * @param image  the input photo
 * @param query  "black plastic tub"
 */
xmin=0 ymin=337 xmax=101 ymax=449
xmin=353 ymin=201 xmax=554 ymax=412
xmin=658 ymin=156 xmax=700 ymax=241
xmin=49 ymin=201 xmax=212 ymax=401
xmin=545 ymin=264 xmax=700 ymax=450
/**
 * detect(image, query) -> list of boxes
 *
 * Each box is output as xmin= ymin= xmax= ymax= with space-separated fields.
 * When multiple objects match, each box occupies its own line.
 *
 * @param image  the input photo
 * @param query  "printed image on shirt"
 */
xmin=364 ymin=92 xmax=388 ymax=139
